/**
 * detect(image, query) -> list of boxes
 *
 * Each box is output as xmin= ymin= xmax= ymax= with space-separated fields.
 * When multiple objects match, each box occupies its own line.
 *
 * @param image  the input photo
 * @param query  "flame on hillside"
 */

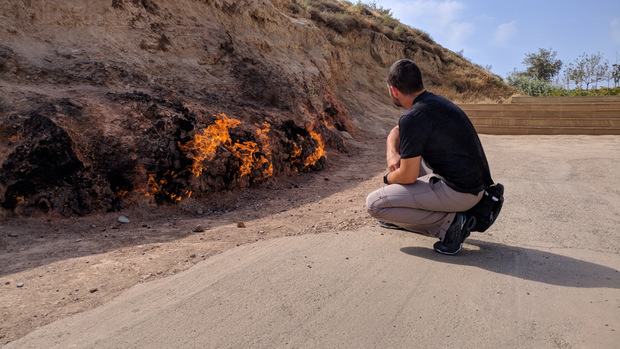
xmin=255 ymin=122 xmax=274 ymax=178
xmin=289 ymin=122 xmax=325 ymax=169
xmin=143 ymin=172 xmax=192 ymax=202
xmin=303 ymin=127 xmax=325 ymax=167
xmin=178 ymin=114 xmax=274 ymax=182
xmin=179 ymin=114 xmax=242 ymax=177
xmin=136 ymin=114 xmax=326 ymax=203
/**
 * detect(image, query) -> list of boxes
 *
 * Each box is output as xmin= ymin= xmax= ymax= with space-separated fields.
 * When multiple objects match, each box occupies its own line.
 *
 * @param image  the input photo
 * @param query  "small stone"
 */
xmin=193 ymin=225 xmax=205 ymax=233
xmin=89 ymin=288 xmax=98 ymax=293
xmin=8 ymin=233 xmax=19 ymax=237
xmin=117 ymin=216 xmax=130 ymax=224
xmin=16 ymin=283 xmax=24 ymax=288
xmin=196 ymin=208 xmax=204 ymax=215
xmin=75 ymin=239 xmax=82 ymax=243
xmin=237 ymin=222 xmax=246 ymax=228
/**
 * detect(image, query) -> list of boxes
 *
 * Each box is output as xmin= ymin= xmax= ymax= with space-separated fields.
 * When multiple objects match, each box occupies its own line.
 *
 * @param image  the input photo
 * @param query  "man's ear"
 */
xmin=390 ymin=85 xmax=401 ymax=98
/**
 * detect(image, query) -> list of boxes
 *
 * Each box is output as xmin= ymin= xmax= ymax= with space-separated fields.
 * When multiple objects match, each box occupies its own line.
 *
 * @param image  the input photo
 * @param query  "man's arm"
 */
xmin=386 ymin=126 xmax=401 ymax=171
xmin=385 ymin=156 xmax=420 ymax=185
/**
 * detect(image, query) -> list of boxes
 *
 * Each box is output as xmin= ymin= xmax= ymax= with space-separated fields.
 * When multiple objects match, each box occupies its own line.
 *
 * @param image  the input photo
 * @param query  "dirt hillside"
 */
xmin=0 ymin=0 xmax=514 ymax=217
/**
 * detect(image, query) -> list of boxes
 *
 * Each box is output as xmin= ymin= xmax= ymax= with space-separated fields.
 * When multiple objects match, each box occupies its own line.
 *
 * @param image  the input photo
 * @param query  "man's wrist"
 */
xmin=383 ymin=173 xmax=390 ymax=185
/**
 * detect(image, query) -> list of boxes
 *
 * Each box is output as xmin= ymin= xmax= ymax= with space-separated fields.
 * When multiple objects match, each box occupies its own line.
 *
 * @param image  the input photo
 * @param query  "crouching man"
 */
xmin=366 ymin=59 xmax=493 ymax=255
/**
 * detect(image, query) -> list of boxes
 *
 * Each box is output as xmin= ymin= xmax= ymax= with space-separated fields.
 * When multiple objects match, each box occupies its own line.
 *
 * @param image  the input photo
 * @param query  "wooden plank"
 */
xmin=473 ymin=125 xmax=620 ymax=135
xmin=511 ymin=96 xmax=620 ymax=104
xmin=456 ymin=101 xmax=620 ymax=134
xmin=469 ymin=117 xmax=620 ymax=128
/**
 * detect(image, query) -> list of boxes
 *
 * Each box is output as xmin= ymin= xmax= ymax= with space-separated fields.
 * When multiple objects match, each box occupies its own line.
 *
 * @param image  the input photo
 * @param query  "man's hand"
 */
xmin=386 ymin=126 xmax=401 ymax=171
xmin=387 ymin=151 xmax=401 ymax=172
xmin=386 ymin=156 xmax=421 ymax=185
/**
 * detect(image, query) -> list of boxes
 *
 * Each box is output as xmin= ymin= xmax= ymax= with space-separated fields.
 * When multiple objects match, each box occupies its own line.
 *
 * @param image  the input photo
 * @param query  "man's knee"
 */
xmin=365 ymin=190 xmax=382 ymax=217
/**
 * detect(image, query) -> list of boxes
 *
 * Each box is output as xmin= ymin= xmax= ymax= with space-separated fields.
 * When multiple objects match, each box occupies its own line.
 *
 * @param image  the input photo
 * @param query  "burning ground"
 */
xmin=0 ymin=90 xmax=337 ymax=216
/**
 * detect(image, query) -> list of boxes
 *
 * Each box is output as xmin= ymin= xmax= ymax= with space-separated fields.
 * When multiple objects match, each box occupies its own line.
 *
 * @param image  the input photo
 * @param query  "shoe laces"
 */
xmin=444 ymin=214 xmax=465 ymax=243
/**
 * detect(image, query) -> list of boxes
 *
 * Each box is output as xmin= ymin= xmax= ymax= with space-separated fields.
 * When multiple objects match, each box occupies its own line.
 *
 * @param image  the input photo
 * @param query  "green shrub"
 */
xmin=313 ymin=0 xmax=347 ymax=13
xmin=548 ymin=86 xmax=620 ymax=96
xmin=507 ymin=75 xmax=557 ymax=97
xmin=309 ymin=8 xmax=360 ymax=34
xmin=381 ymin=13 xmax=396 ymax=27
xmin=415 ymin=29 xmax=434 ymax=44
xmin=394 ymin=23 xmax=407 ymax=35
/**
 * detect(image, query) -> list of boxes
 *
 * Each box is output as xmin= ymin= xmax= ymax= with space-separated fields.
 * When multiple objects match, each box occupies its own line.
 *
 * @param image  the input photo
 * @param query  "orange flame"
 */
xmin=320 ymin=116 xmax=336 ymax=131
xmin=8 ymin=132 xmax=22 ymax=143
xmin=146 ymin=174 xmax=163 ymax=197
xmin=255 ymin=122 xmax=273 ymax=178
xmin=304 ymin=127 xmax=325 ymax=167
xmin=231 ymin=140 xmax=259 ymax=177
xmin=288 ymin=124 xmax=325 ymax=169
xmin=178 ymin=114 xmax=241 ymax=177
xmin=179 ymin=114 xmax=274 ymax=182
xmin=130 ymin=116 xmax=327 ymax=204
xmin=291 ymin=142 xmax=302 ymax=160
xmin=143 ymin=172 xmax=191 ymax=202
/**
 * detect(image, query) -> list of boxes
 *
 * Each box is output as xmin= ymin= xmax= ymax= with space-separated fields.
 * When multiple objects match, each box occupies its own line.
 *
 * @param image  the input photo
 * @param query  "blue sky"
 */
xmin=373 ymin=0 xmax=620 ymax=81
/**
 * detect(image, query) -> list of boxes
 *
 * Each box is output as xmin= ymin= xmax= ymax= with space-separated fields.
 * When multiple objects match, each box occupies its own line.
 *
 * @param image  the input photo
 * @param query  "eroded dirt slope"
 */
xmin=0 ymin=0 xmax=513 ymax=217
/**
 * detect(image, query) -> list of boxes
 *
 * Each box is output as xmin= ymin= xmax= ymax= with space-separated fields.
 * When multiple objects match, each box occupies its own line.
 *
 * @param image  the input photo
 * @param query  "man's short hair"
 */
xmin=387 ymin=59 xmax=424 ymax=94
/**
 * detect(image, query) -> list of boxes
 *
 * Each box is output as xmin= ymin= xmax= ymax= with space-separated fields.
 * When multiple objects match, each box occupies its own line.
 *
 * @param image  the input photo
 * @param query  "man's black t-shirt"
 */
xmin=399 ymin=91 xmax=491 ymax=194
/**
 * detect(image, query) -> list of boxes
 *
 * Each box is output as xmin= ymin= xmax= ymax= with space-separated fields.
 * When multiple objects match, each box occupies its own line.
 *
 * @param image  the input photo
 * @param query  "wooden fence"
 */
xmin=459 ymin=96 xmax=620 ymax=135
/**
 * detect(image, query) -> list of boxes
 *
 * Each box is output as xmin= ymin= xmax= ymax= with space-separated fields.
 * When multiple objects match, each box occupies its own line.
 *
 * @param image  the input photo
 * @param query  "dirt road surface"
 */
xmin=2 ymin=134 xmax=619 ymax=348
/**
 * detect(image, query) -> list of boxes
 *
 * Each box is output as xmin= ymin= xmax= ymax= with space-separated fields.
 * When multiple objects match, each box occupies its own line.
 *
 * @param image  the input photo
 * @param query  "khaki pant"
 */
xmin=366 ymin=162 xmax=483 ymax=240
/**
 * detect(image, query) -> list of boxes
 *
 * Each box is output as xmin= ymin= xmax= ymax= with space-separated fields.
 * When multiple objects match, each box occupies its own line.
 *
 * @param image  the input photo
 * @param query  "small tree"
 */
xmin=569 ymin=59 xmax=586 ymax=89
xmin=572 ymin=52 xmax=607 ymax=90
xmin=594 ymin=57 xmax=609 ymax=89
xmin=613 ymin=63 xmax=620 ymax=87
xmin=560 ymin=67 xmax=572 ymax=90
xmin=522 ymin=48 xmax=563 ymax=82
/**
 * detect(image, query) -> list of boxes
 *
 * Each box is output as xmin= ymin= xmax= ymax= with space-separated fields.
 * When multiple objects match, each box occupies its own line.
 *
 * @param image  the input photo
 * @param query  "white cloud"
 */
xmin=446 ymin=21 xmax=475 ymax=48
xmin=612 ymin=18 xmax=620 ymax=45
xmin=379 ymin=0 xmax=475 ymax=49
xmin=493 ymin=21 xmax=517 ymax=46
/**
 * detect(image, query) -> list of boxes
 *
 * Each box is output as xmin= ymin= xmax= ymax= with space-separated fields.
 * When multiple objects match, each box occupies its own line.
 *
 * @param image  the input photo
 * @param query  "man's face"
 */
xmin=388 ymin=85 xmax=403 ymax=108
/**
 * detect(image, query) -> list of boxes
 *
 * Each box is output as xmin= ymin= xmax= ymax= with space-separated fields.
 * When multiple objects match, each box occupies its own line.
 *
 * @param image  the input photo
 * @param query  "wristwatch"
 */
xmin=383 ymin=173 xmax=389 ymax=185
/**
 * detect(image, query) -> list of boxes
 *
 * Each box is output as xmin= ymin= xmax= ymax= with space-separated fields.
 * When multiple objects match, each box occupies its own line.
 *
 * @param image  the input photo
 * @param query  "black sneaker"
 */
xmin=377 ymin=220 xmax=405 ymax=230
xmin=433 ymin=213 xmax=472 ymax=255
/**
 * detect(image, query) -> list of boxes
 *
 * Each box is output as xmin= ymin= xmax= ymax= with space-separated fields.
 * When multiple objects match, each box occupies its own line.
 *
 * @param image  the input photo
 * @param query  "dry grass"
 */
xmin=280 ymin=0 xmax=516 ymax=103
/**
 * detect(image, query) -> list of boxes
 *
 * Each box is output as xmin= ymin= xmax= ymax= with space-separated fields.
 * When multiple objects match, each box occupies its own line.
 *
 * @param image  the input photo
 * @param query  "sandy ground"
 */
xmin=1 ymin=134 xmax=619 ymax=348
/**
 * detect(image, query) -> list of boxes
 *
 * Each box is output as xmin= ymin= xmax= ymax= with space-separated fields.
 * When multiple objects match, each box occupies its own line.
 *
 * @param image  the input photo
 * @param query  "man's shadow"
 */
xmin=401 ymin=239 xmax=619 ymax=289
